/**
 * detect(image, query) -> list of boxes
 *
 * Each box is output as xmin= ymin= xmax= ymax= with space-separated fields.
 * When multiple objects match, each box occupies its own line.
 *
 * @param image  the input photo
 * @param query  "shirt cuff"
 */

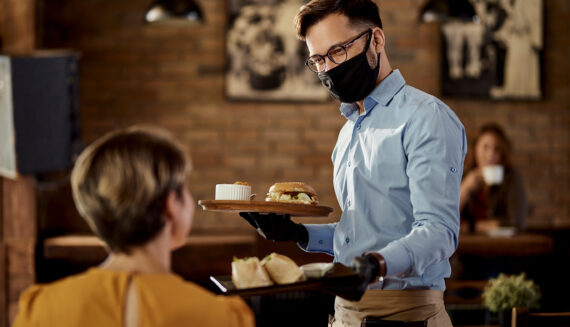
xmin=379 ymin=243 xmax=413 ymax=277
xmin=299 ymin=223 xmax=335 ymax=256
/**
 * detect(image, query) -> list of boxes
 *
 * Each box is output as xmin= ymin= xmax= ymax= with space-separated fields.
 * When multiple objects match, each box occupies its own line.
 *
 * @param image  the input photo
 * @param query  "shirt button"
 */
xmin=347 ymin=200 xmax=351 ymax=207
xmin=347 ymin=161 xmax=351 ymax=167
xmin=345 ymin=237 xmax=350 ymax=244
xmin=450 ymin=167 xmax=457 ymax=173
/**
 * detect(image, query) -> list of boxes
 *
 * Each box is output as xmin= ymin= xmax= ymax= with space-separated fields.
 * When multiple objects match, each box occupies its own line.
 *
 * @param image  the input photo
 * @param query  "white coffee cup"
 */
xmin=482 ymin=165 xmax=504 ymax=185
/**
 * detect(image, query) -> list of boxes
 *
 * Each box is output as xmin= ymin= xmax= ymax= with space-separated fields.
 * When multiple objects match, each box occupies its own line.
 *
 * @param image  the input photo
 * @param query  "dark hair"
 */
xmin=71 ymin=127 xmax=190 ymax=254
xmin=295 ymin=0 xmax=383 ymax=41
xmin=466 ymin=122 xmax=512 ymax=171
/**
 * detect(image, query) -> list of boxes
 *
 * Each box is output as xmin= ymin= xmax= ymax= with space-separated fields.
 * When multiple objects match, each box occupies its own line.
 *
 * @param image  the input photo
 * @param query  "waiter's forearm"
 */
xmin=379 ymin=222 xmax=457 ymax=277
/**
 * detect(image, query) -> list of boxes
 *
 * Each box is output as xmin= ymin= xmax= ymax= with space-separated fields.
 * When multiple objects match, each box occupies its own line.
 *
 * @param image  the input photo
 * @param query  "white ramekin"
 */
xmin=215 ymin=184 xmax=252 ymax=200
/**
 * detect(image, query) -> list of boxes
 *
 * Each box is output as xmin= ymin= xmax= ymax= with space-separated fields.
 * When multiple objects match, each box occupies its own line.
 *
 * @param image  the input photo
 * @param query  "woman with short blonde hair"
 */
xmin=14 ymin=127 xmax=255 ymax=327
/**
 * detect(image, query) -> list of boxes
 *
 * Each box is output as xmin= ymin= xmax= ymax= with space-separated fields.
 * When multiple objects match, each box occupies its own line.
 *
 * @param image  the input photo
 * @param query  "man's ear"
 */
xmin=372 ymin=27 xmax=385 ymax=53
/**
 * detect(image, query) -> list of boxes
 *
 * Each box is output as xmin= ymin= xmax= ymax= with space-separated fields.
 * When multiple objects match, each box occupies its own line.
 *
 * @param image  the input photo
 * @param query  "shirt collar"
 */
xmin=339 ymin=69 xmax=406 ymax=121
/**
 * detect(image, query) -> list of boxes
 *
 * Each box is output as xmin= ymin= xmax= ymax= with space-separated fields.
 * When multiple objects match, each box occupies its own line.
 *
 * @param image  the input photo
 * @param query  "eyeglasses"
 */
xmin=305 ymin=29 xmax=372 ymax=73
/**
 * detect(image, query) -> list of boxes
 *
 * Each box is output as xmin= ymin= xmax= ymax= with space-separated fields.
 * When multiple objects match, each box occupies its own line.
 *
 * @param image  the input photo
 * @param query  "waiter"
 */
xmin=241 ymin=1 xmax=466 ymax=326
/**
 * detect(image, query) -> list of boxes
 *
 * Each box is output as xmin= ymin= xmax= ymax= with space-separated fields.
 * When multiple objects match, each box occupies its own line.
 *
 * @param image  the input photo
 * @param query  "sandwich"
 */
xmin=265 ymin=182 xmax=319 ymax=205
xmin=261 ymin=253 xmax=306 ymax=284
xmin=231 ymin=253 xmax=306 ymax=289
xmin=231 ymin=257 xmax=273 ymax=289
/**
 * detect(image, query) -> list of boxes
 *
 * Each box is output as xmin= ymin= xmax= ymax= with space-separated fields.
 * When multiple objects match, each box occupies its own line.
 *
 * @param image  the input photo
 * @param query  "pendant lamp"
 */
xmin=145 ymin=0 xmax=204 ymax=24
xmin=419 ymin=0 xmax=476 ymax=23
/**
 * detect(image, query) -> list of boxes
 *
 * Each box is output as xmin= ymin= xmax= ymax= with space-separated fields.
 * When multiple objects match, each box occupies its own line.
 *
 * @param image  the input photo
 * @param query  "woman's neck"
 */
xmin=99 ymin=227 xmax=172 ymax=274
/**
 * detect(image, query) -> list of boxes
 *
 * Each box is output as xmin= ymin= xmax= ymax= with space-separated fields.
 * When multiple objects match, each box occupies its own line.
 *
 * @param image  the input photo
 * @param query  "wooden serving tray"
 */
xmin=210 ymin=263 xmax=365 ymax=301
xmin=198 ymin=200 xmax=334 ymax=217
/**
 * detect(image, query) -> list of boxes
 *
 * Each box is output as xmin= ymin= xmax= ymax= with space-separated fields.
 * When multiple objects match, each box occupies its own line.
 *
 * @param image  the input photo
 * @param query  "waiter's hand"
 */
xmin=329 ymin=253 xmax=384 ymax=302
xmin=239 ymin=212 xmax=308 ymax=244
xmin=350 ymin=253 xmax=383 ymax=284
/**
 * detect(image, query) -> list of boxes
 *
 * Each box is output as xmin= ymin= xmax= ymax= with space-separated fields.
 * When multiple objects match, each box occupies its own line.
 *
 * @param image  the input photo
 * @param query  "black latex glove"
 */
xmin=239 ymin=212 xmax=308 ymax=244
xmin=350 ymin=253 xmax=381 ymax=284
xmin=324 ymin=263 xmax=369 ymax=302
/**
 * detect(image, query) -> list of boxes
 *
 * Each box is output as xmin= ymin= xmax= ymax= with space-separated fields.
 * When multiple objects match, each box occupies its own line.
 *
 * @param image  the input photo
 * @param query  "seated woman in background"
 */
xmin=14 ymin=127 xmax=255 ymax=327
xmin=459 ymin=123 xmax=528 ymax=232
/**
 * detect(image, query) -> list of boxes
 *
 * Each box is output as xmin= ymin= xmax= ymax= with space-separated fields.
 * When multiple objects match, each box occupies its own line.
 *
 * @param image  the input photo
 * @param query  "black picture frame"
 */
xmin=441 ymin=0 xmax=543 ymax=100
xmin=225 ymin=0 xmax=329 ymax=102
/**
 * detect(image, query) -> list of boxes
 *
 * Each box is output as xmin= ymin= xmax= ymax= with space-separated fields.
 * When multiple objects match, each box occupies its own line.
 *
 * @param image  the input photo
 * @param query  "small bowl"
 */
xmin=300 ymin=262 xmax=334 ymax=279
xmin=215 ymin=184 xmax=251 ymax=200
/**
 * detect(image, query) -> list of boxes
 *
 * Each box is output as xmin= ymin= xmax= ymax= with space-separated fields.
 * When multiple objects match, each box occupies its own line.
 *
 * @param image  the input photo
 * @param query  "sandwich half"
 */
xmin=261 ymin=253 xmax=306 ymax=284
xmin=231 ymin=257 xmax=274 ymax=289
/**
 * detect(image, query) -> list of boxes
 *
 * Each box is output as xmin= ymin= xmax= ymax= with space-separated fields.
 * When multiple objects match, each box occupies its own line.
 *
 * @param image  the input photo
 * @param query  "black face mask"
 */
xmin=318 ymin=38 xmax=380 ymax=103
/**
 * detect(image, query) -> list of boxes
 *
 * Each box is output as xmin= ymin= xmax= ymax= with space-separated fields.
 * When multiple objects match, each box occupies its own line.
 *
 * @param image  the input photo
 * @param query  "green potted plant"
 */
xmin=482 ymin=273 xmax=541 ymax=327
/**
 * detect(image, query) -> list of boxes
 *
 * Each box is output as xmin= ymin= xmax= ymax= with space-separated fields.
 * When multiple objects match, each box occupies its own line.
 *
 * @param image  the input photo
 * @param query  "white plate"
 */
xmin=486 ymin=227 xmax=517 ymax=238
xmin=300 ymin=262 xmax=334 ymax=279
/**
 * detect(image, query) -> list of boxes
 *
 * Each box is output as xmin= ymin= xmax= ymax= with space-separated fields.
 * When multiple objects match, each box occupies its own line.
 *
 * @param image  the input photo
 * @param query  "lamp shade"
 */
xmin=145 ymin=0 xmax=203 ymax=24
xmin=419 ymin=0 xmax=449 ymax=22
xmin=419 ymin=0 xmax=476 ymax=23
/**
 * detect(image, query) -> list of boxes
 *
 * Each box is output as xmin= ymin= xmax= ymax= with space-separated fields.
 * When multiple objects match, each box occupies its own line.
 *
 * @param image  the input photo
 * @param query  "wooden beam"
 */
xmin=1 ymin=177 xmax=36 ymax=327
xmin=1 ymin=0 xmax=36 ymax=325
xmin=1 ymin=0 xmax=35 ymax=54
xmin=0 ymin=244 xmax=6 ymax=327
xmin=0 ymin=0 xmax=4 ymax=48
xmin=2 ymin=177 xmax=36 ymax=241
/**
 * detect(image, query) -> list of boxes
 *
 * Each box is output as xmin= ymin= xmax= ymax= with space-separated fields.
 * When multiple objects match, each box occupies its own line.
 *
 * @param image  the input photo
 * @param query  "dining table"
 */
xmin=445 ymin=231 xmax=556 ymax=326
xmin=455 ymin=232 xmax=555 ymax=257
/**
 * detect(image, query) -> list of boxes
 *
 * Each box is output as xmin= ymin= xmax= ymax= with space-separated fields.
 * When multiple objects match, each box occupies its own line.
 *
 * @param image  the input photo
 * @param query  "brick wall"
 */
xmin=38 ymin=0 xmax=569 ymax=233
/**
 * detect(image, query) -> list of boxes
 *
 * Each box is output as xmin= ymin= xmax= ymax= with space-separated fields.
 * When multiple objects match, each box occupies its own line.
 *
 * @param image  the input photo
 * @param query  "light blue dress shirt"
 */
xmin=302 ymin=70 xmax=467 ymax=290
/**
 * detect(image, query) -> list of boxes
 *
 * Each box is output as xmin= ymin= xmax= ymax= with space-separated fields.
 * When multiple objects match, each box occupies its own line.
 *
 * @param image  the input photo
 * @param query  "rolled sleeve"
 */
xmin=405 ymin=103 xmax=464 ymax=229
xmin=383 ymin=101 xmax=465 ymax=277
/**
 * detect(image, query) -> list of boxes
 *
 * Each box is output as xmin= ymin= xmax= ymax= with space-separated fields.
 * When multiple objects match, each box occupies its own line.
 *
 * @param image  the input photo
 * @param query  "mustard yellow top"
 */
xmin=13 ymin=268 xmax=255 ymax=327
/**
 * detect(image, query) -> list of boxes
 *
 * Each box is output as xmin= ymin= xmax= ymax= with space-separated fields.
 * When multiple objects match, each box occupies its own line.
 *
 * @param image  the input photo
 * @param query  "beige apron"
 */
xmin=332 ymin=290 xmax=453 ymax=327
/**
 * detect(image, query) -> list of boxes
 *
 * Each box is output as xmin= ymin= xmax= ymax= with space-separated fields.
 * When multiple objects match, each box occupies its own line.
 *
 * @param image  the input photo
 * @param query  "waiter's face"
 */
xmin=305 ymin=13 xmax=372 ymax=72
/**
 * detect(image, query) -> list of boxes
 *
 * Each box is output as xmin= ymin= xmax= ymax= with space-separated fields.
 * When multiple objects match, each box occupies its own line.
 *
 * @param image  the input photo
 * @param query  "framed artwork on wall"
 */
xmin=441 ymin=0 xmax=543 ymax=100
xmin=225 ymin=0 xmax=329 ymax=101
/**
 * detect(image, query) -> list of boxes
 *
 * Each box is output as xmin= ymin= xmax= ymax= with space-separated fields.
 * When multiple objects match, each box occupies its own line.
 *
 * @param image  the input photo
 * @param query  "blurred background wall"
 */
xmin=36 ymin=0 xmax=569 ymax=234
xmin=1 ymin=0 xmax=569 ymax=325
